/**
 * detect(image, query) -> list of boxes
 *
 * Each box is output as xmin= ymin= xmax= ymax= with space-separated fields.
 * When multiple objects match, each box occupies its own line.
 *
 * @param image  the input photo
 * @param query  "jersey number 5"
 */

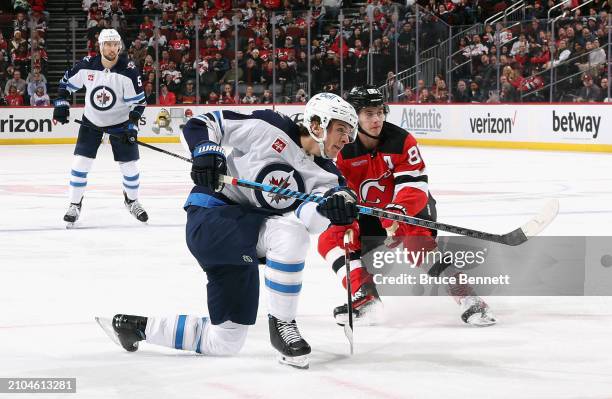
xmin=407 ymin=146 xmax=422 ymax=166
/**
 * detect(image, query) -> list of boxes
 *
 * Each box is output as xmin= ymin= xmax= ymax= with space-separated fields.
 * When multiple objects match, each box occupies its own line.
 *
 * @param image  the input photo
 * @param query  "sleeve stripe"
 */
xmin=395 ymin=175 xmax=428 ymax=185
xmin=394 ymin=168 xmax=427 ymax=178
xmin=124 ymin=92 xmax=145 ymax=102
xmin=394 ymin=181 xmax=428 ymax=194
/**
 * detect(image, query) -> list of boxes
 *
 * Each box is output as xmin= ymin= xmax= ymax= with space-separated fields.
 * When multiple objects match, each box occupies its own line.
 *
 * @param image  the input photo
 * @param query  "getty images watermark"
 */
xmin=370 ymin=246 xmax=511 ymax=287
xmin=361 ymin=236 xmax=612 ymax=296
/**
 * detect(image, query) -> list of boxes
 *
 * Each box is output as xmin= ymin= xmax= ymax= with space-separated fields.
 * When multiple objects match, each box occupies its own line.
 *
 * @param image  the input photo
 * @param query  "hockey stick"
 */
xmin=88 ymin=129 xmax=558 ymax=246
xmin=74 ymin=119 xmax=193 ymax=164
xmin=343 ymin=229 xmax=354 ymax=355
xmin=220 ymin=175 xmax=559 ymax=246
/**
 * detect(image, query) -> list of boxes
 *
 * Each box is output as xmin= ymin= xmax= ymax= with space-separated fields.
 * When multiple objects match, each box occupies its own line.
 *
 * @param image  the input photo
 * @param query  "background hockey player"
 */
xmin=97 ymin=93 xmax=359 ymax=369
xmin=318 ymin=86 xmax=497 ymax=327
xmin=53 ymin=28 xmax=148 ymax=227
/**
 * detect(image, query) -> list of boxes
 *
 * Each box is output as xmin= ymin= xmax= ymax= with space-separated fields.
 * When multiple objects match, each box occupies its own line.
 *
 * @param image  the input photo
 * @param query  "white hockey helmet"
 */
xmin=98 ymin=28 xmax=123 ymax=51
xmin=303 ymin=93 xmax=358 ymax=157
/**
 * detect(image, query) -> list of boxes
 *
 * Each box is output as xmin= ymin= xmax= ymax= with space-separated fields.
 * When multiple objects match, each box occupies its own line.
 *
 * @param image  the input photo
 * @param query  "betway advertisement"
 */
xmin=1 ymin=104 xmax=610 ymax=151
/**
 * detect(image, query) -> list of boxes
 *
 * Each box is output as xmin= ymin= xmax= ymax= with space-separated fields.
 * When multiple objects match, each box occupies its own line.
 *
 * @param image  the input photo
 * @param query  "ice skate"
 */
xmin=333 ymin=282 xmax=383 ymax=326
xmin=124 ymin=191 xmax=148 ymax=223
xmin=268 ymin=314 xmax=311 ymax=369
xmin=63 ymin=198 xmax=82 ymax=228
xmin=96 ymin=314 xmax=148 ymax=352
xmin=460 ymin=296 xmax=497 ymax=327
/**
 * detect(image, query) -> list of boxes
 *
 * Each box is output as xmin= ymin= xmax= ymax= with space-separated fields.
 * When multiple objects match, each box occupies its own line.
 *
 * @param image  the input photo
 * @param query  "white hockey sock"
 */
xmin=264 ymin=258 xmax=304 ymax=321
xmin=68 ymin=155 xmax=94 ymax=203
xmin=119 ymin=161 xmax=140 ymax=201
xmin=326 ymin=246 xmax=365 ymax=286
xmin=144 ymin=316 xmax=248 ymax=356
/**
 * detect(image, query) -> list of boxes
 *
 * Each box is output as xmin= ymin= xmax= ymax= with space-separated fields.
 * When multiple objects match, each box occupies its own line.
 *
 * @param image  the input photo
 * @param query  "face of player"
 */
xmin=101 ymin=41 xmax=121 ymax=62
xmin=358 ymin=106 xmax=385 ymax=137
xmin=323 ymin=120 xmax=352 ymax=158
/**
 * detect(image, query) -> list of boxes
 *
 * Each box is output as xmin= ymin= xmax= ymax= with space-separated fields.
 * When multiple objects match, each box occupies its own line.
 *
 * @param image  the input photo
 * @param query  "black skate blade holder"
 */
xmin=343 ymin=229 xmax=354 ymax=355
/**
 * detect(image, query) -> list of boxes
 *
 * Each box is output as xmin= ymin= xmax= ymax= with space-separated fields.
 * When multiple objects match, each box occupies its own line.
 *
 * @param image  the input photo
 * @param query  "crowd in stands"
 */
xmin=0 ymin=0 xmax=609 ymax=106
xmin=0 ymin=0 xmax=49 ymax=106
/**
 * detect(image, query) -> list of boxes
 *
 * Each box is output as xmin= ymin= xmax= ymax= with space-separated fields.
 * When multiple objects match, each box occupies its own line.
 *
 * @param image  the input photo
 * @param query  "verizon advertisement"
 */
xmin=1 ymin=104 xmax=610 ymax=151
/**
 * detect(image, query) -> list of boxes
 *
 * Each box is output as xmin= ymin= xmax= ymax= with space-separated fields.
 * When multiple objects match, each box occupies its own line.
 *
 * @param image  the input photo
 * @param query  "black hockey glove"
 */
xmin=53 ymin=99 xmax=70 ymax=124
xmin=317 ymin=186 xmax=358 ymax=226
xmin=121 ymin=122 xmax=138 ymax=144
xmin=191 ymin=141 xmax=227 ymax=191
xmin=129 ymin=110 xmax=141 ymax=125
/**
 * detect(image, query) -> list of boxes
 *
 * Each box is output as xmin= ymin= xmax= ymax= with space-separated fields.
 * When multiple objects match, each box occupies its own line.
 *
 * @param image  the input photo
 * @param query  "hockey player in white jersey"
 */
xmin=97 ymin=93 xmax=359 ymax=369
xmin=54 ymin=29 xmax=148 ymax=227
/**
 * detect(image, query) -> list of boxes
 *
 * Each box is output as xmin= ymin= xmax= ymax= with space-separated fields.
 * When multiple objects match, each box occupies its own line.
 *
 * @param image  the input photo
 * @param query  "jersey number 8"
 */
xmin=407 ymin=146 xmax=422 ymax=166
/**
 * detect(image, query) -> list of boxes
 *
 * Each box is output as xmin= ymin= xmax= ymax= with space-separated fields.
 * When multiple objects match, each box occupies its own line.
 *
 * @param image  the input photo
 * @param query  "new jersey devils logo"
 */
xmin=359 ymin=170 xmax=393 ymax=205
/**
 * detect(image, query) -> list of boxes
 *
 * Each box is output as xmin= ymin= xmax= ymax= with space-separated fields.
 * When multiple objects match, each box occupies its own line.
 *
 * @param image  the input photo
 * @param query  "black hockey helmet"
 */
xmin=347 ymin=85 xmax=389 ymax=114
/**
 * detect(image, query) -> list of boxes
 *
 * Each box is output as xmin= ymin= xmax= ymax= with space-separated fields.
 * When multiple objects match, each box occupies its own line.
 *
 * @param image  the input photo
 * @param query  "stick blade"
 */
xmin=501 ymin=199 xmax=559 ymax=246
xmin=343 ymin=324 xmax=354 ymax=355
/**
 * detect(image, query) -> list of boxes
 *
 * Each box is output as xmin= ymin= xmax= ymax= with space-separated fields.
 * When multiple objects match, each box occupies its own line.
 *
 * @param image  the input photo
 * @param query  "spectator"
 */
xmin=576 ymin=73 xmax=602 ymax=102
xmin=27 ymin=72 xmax=46 ymax=98
xmin=384 ymin=71 xmax=404 ymax=101
xmin=599 ymin=78 xmax=609 ymax=102
xmin=129 ymin=39 xmax=148 ymax=68
xmin=158 ymin=84 xmax=176 ymax=105
xmin=468 ymin=80 xmax=484 ymax=102
xmin=211 ymin=52 xmax=230 ymax=80
xmin=221 ymin=59 xmax=244 ymax=84
xmin=206 ymin=91 xmax=220 ymax=104
xmin=261 ymin=89 xmax=273 ymax=104
xmin=243 ymin=57 xmax=262 ymax=86
xmin=294 ymin=88 xmax=307 ymax=103
xmin=30 ymin=85 xmax=50 ymax=106
xmin=418 ymin=88 xmax=434 ymax=103
xmin=147 ymin=29 xmax=168 ymax=51
xmin=462 ymin=34 xmax=488 ymax=58
xmin=143 ymin=81 xmax=156 ymax=104
xmin=178 ymin=53 xmax=195 ymax=80
xmin=453 ymin=80 xmax=470 ymax=103
xmin=547 ymin=39 xmax=571 ymax=68
xmin=4 ymin=70 xmax=27 ymax=97
xmin=178 ymin=79 xmax=198 ymax=104
xmin=241 ymin=85 xmax=259 ymax=104
xmin=400 ymin=86 xmax=416 ymax=103
xmin=220 ymin=83 xmax=236 ymax=104
xmin=9 ymin=31 xmax=27 ymax=54
xmin=432 ymin=78 xmax=449 ymax=103
xmin=5 ymin=85 xmax=24 ymax=105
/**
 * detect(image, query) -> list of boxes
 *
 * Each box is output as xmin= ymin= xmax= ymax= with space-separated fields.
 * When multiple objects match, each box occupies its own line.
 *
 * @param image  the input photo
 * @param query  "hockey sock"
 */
xmin=144 ymin=316 xmax=248 ymax=356
xmin=68 ymin=155 xmax=94 ymax=203
xmin=119 ymin=160 xmax=140 ymax=200
xmin=264 ymin=258 xmax=304 ymax=321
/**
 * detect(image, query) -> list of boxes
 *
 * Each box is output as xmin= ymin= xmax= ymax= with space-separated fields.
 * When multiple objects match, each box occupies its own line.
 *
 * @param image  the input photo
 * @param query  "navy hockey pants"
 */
xmin=74 ymin=116 xmax=139 ymax=162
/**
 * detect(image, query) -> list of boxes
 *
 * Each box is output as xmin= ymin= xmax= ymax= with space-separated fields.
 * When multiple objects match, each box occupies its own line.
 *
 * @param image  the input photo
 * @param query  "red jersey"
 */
xmin=335 ymin=122 xmax=430 ymax=217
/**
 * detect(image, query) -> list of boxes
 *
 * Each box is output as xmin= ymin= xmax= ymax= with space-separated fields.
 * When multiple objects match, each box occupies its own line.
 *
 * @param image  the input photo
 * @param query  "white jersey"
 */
xmin=59 ymin=55 xmax=145 ymax=127
xmin=181 ymin=110 xmax=344 ymax=229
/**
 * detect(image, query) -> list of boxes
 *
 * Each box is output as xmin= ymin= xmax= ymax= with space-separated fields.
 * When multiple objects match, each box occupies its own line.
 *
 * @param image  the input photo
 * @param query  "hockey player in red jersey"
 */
xmin=318 ymin=85 xmax=497 ymax=327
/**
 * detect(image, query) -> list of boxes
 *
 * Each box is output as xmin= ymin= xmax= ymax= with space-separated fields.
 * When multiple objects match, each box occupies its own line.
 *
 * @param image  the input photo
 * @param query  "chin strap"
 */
xmin=318 ymin=140 xmax=330 ymax=159
xmin=358 ymin=125 xmax=381 ymax=140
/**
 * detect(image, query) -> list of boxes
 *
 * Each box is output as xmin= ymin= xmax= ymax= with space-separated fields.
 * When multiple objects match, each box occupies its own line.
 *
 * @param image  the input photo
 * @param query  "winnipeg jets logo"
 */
xmin=268 ymin=170 xmax=293 ymax=204
xmin=254 ymin=164 xmax=305 ymax=212
xmin=90 ymin=86 xmax=116 ymax=111
xmin=359 ymin=170 xmax=393 ymax=205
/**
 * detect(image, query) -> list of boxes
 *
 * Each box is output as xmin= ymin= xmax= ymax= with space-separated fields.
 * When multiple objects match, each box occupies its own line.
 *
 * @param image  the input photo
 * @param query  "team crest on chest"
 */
xmin=90 ymin=86 xmax=117 ymax=111
xmin=254 ymin=163 xmax=305 ymax=212
xmin=359 ymin=170 xmax=393 ymax=205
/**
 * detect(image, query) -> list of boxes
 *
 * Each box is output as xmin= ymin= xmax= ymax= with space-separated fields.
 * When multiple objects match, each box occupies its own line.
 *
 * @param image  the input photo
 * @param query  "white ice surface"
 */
xmin=1 ymin=144 xmax=612 ymax=399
